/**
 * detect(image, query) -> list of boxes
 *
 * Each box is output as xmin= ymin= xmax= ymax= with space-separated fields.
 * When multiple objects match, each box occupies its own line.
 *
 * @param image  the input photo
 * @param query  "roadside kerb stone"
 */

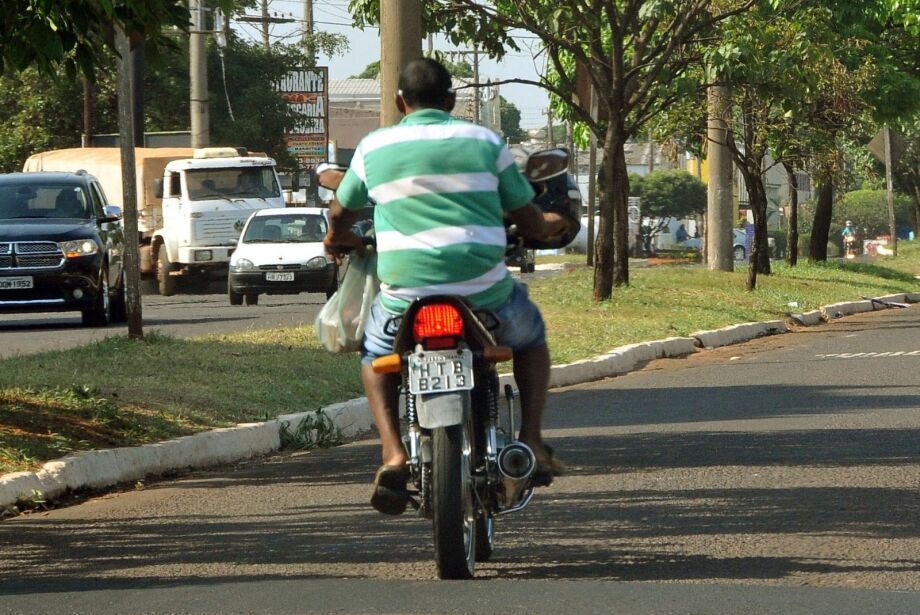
xmin=691 ymin=320 xmax=789 ymax=349
xmin=1 ymin=421 xmax=279 ymax=510
xmin=1 ymin=294 xmax=916 ymax=511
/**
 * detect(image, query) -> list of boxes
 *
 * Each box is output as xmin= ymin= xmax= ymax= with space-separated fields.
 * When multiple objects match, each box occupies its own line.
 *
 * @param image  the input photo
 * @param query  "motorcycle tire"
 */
xmin=432 ymin=423 xmax=476 ymax=579
xmin=474 ymin=513 xmax=494 ymax=562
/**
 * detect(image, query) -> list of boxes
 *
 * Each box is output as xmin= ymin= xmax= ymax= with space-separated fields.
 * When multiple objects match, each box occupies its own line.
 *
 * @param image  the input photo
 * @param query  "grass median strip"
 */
xmin=2 ymin=245 xmax=919 ymax=473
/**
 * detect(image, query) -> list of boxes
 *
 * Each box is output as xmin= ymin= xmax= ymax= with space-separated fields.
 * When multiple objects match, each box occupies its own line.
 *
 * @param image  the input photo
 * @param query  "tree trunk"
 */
xmin=594 ymin=126 xmax=629 ymax=300
xmin=910 ymin=172 xmax=920 ymax=237
xmin=783 ymin=162 xmax=798 ymax=267
xmin=809 ymin=181 xmax=833 ymax=262
xmin=594 ymin=142 xmax=615 ymax=301
xmin=751 ymin=175 xmax=770 ymax=275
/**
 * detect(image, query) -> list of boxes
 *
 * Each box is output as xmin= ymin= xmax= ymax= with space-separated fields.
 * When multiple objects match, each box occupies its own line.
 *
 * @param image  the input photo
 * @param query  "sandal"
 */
xmin=532 ymin=444 xmax=565 ymax=487
xmin=370 ymin=464 xmax=411 ymax=515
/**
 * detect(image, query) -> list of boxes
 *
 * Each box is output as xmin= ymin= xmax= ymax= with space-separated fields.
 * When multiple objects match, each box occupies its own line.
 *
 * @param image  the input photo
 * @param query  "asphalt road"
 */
xmin=0 ymin=266 xmax=561 ymax=358
xmin=0 ymin=285 xmax=329 ymax=359
xmin=1 ymin=305 xmax=919 ymax=614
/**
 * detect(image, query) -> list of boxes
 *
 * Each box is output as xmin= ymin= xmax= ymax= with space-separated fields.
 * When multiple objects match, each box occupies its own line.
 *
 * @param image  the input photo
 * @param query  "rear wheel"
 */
xmin=432 ymin=423 xmax=476 ymax=579
xmin=474 ymin=513 xmax=494 ymax=562
xmin=157 ymin=248 xmax=177 ymax=296
xmin=244 ymin=293 xmax=259 ymax=306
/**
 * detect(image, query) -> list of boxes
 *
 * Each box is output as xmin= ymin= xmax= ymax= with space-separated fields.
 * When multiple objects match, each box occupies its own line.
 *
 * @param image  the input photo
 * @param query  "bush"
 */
xmin=834 ymin=190 xmax=911 ymax=239
xmin=797 ymin=233 xmax=840 ymax=258
xmin=768 ymin=230 xmax=787 ymax=258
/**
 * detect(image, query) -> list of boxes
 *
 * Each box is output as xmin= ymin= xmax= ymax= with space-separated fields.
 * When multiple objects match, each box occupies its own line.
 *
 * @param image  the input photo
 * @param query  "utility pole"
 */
xmin=116 ymin=28 xmax=144 ymax=339
xmin=706 ymin=85 xmax=734 ymax=272
xmin=472 ymin=47 xmax=480 ymax=124
xmin=303 ymin=0 xmax=315 ymax=64
xmin=82 ymin=78 xmax=93 ymax=147
xmin=884 ymin=126 xmax=898 ymax=256
xmin=132 ymin=43 xmax=145 ymax=146
xmin=189 ymin=0 xmax=209 ymax=148
xmin=380 ymin=0 xmax=422 ymax=128
xmin=261 ymin=0 xmax=270 ymax=49
xmin=546 ymin=107 xmax=554 ymax=147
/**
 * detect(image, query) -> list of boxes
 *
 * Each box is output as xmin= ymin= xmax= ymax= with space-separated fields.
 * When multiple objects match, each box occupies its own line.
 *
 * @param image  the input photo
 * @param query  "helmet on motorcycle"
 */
xmin=845 ymin=220 xmax=852 ymax=226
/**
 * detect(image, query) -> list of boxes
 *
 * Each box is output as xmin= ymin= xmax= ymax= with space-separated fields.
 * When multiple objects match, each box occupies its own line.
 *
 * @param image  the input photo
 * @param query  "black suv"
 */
xmin=0 ymin=172 xmax=126 ymax=326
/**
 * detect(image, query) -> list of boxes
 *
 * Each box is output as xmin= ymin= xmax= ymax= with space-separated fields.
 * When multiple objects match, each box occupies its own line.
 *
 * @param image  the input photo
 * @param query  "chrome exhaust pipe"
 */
xmin=497 ymin=442 xmax=536 ymax=507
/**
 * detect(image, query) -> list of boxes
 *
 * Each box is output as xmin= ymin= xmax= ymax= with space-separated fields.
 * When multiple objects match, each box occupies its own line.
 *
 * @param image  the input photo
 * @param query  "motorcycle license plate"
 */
xmin=0 ymin=276 xmax=33 ymax=290
xmin=265 ymin=272 xmax=294 ymax=282
xmin=408 ymin=349 xmax=474 ymax=395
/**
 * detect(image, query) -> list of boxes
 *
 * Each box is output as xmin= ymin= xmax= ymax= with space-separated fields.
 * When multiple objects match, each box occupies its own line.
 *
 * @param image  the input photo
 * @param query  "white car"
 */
xmin=228 ymin=207 xmax=337 ymax=305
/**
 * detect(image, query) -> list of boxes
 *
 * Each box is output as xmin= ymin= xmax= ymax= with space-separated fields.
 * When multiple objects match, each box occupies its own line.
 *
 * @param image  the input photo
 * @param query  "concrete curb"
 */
xmin=1 ymin=293 xmax=916 ymax=510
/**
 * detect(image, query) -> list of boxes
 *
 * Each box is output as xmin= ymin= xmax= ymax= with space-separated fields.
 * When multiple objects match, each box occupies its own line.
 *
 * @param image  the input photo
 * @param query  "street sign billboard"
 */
xmin=280 ymin=67 xmax=328 ymax=171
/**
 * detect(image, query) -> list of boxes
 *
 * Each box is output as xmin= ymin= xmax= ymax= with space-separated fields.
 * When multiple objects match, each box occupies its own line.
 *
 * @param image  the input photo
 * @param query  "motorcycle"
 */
xmin=844 ymin=235 xmax=859 ymax=260
xmin=318 ymin=149 xmax=580 ymax=579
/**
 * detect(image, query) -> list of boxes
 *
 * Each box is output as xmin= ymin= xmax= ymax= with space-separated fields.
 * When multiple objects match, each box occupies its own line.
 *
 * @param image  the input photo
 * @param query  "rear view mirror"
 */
xmin=524 ymin=148 xmax=569 ymax=181
xmin=316 ymin=162 xmax=347 ymax=191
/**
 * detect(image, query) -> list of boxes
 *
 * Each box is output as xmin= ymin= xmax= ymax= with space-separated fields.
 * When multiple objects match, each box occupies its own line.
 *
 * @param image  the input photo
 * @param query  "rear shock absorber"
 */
xmin=404 ymin=385 xmax=421 ymax=467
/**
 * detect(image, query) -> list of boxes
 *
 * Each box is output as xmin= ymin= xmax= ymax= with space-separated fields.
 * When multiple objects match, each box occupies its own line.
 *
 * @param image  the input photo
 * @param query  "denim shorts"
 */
xmin=360 ymin=280 xmax=547 ymax=365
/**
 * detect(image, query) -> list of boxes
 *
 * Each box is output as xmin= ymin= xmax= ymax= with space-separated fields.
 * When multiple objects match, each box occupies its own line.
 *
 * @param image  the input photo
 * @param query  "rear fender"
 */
xmin=417 ymin=391 xmax=469 ymax=429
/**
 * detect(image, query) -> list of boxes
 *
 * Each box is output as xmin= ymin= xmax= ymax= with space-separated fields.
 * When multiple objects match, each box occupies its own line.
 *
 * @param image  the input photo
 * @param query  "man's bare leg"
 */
xmin=361 ymin=364 xmax=408 ymax=467
xmin=512 ymin=343 xmax=555 ymax=468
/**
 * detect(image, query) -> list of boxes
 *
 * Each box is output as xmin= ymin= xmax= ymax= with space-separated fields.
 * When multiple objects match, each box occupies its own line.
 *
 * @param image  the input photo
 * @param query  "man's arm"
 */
xmin=324 ymin=200 xmax=364 ymax=265
xmin=508 ymin=204 xmax=568 ymax=241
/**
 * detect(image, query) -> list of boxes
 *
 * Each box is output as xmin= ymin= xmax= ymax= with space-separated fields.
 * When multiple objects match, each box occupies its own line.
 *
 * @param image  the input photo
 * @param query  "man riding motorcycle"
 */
xmin=323 ymin=58 xmax=566 ymax=515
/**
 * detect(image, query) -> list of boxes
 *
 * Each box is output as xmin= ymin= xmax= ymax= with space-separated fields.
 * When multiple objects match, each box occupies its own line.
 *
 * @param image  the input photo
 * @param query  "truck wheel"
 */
xmin=244 ymin=293 xmax=259 ymax=306
xmin=81 ymin=265 xmax=111 ymax=327
xmin=228 ymin=286 xmax=243 ymax=306
xmin=157 ymin=248 xmax=177 ymax=296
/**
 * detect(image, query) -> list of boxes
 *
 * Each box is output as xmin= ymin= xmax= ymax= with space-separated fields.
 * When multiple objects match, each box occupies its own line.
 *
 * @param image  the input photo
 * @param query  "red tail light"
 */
xmin=413 ymin=304 xmax=464 ymax=342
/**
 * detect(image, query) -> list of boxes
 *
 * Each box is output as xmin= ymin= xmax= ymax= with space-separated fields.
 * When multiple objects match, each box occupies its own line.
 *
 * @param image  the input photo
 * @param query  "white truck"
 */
xmin=23 ymin=147 xmax=284 ymax=295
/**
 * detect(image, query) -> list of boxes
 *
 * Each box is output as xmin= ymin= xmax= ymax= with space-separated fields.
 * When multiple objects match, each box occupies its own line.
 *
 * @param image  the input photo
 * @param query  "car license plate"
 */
xmin=265 ymin=272 xmax=294 ymax=282
xmin=0 ymin=276 xmax=33 ymax=290
xmin=408 ymin=349 xmax=474 ymax=395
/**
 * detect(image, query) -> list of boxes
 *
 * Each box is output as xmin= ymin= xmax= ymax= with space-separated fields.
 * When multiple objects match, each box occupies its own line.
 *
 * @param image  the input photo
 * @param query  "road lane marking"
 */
xmin=816 ymin=350 xmax=920 ymax=359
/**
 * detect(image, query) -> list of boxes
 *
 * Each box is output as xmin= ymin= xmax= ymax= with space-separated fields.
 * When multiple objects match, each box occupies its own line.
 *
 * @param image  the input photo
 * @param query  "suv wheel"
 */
xmin=111 ymin=268 xmax=127 ymax=323
xmin=228 ymin=286 xmax=243 ymax=306
xmin=244 ymin=293 xmax=259 ymax=306
xmin=82 ymin=266 xmax=111 ymax=327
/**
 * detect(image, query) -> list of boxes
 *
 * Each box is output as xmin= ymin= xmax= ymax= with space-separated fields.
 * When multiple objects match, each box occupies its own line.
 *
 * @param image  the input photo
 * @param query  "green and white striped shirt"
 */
xmin=337 ymin=109 xmax=535 ymax=313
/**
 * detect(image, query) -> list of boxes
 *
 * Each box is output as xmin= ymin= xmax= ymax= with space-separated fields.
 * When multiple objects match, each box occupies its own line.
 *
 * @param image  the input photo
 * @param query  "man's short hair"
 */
xmin=398 ymin=58 xmax=454 ymax=109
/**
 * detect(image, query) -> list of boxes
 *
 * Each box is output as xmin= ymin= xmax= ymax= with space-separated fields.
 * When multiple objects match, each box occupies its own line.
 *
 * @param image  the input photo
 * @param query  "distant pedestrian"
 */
xmin=675 ymin=223 xmax=689 ymax=243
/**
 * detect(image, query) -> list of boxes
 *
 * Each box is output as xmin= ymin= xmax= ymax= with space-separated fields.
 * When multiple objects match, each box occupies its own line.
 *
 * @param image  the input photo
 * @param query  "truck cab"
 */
xmin=154 ymin=148 xmax=283 ymax=295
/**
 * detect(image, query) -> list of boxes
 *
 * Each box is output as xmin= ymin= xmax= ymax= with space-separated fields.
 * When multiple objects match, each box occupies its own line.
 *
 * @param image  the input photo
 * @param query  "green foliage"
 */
xmin=628 ymin=172 xmax=644 ymax=198
xmin=834 ymin=190 xmax=913 ymax=238
xmin=638 ymin=170 xmax=706 ymax=220
xmin=0 ymin=68 xmax=85 ymax=172
xmin=0 ymin=0 xmax=196 ymax=78
xmin=768 ymin=230 xmax=787 ymax=258
xmin=208 ymin=36 xmax=312 ymax=168
xmin=499 ymin=97 xmax=526 ymax=143
xmin=279 ymin=409 xmax=344 ymax=450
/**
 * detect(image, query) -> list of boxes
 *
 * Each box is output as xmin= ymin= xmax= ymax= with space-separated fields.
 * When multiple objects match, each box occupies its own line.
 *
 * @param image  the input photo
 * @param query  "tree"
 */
xmin=0 ymin=36 xmax=314 ymax=172
xmin=0 ymin=0 xmax=191 ymax=78
xmin=499 ymin=96 xmax=526 ymax=144
xmin=349 ymin=0 xmax=759 ymax=301
xmin=637 ymin=170 xmax=706 ymax=254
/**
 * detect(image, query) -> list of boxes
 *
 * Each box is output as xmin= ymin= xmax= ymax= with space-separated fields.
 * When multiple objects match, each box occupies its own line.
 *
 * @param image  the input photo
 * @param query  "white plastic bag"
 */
xmin=314 ymin=249 xmax=379 ymax=353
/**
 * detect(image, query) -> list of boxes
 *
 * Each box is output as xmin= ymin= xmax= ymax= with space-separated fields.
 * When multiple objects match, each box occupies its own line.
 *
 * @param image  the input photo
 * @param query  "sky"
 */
xmin=230 ymin=0 xmax=552 ymax=129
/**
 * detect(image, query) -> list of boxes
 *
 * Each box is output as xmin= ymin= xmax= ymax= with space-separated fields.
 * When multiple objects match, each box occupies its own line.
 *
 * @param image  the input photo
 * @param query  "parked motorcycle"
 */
xmin=318 ymin=149 xmax=579 ymax=579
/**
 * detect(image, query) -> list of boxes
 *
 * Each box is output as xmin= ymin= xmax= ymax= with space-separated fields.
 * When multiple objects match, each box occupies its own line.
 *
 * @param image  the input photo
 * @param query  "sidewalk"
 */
xmin=2 ymin=291 xmax=917 ymax=512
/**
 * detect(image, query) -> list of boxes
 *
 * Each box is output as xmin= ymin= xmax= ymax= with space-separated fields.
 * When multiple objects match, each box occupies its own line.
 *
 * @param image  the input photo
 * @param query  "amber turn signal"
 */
xmin=483 ymin=345 xmax=513 ymax=363
xmin=371 ymin=354 xmax=402 ymax=374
